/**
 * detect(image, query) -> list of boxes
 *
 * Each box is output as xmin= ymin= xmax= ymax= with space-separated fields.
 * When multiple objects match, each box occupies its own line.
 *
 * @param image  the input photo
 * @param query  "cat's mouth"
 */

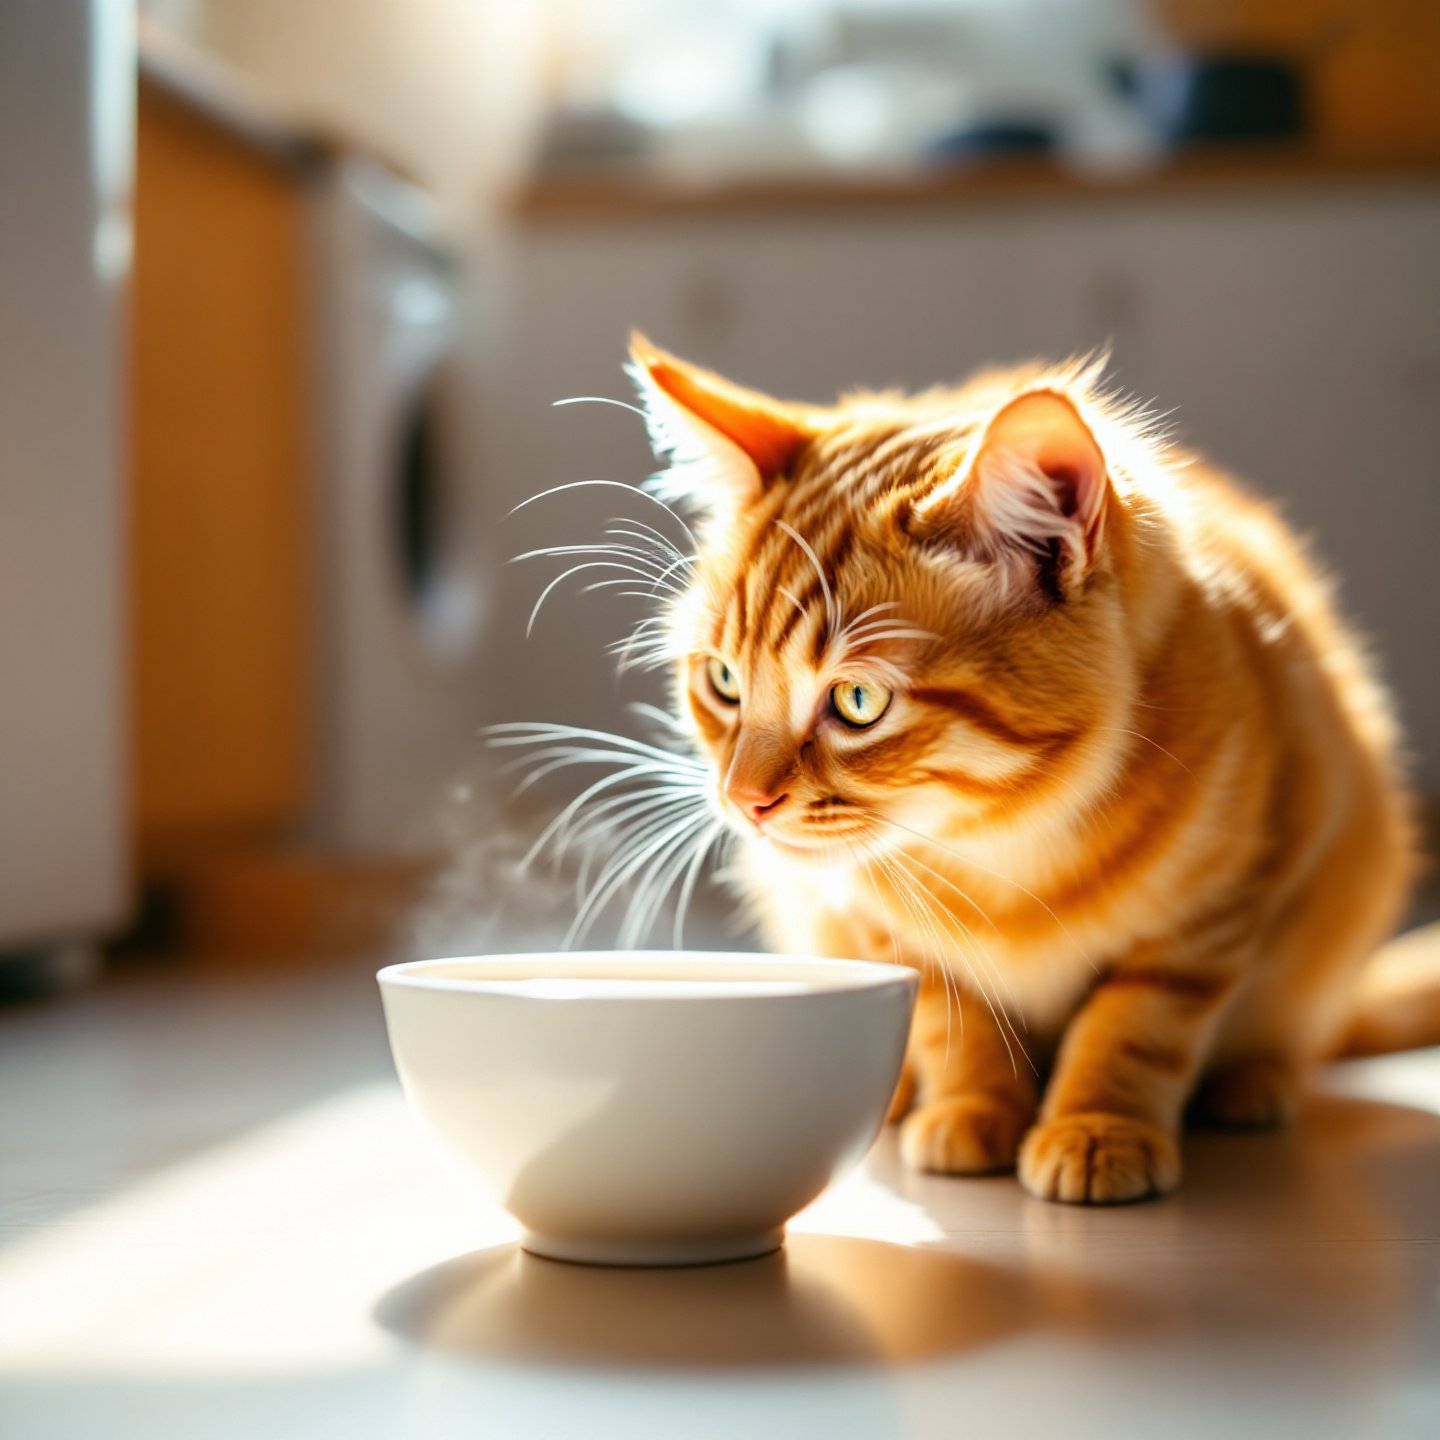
xmin=714 ymin=790 xmax=876 ymax=864
xmin=754 ymin=827 xmax=872 ymax=865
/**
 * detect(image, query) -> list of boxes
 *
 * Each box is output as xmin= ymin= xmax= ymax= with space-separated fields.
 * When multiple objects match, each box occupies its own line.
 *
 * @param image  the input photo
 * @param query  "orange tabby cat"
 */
xmin=608 ymin=335 xmax=1428 ymax=1204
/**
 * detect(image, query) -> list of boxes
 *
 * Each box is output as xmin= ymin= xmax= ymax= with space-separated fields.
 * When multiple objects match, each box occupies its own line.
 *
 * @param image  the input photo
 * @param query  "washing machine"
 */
xmin=305 ymin=155 xmax=489 ymax=855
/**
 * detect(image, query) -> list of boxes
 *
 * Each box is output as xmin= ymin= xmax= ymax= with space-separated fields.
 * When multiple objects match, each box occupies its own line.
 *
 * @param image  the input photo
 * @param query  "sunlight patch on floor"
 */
xmin=0 ymin=1084 xmax=511 ymax=1379
xmin=791 ymin=1149 xmax=945 ymax=1246
xmin=1327 ymin=1046 xmax=1440 ymax=1116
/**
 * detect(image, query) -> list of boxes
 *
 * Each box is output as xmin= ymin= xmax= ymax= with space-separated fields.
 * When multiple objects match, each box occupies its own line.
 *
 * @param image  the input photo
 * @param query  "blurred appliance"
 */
xmin=305 ymin=157 xmax=488 ymax=854
xmin=0 ymin=1 xmax=131 ymax=959
xmin=1135 ymin=54 xmax=1306 ymax=145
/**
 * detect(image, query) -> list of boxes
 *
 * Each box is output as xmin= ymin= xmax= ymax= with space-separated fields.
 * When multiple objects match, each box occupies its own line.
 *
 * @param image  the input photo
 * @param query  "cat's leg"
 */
xmin=1193 ymin=769 xmax=1409 ymax=1132
xmin=900 ymin=973 xmax=1040 ymax=1175
xmin=885 ymin=1064 xmax=916 ymax=1123
xmin=1189 ymin=1052 xmax=1302 ymax=1129
xmin=1018 ymin=947 xmax=1242 ymax=1204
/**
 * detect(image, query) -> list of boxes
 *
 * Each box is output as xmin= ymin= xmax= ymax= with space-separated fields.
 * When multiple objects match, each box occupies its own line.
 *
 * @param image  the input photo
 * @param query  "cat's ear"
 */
xmin=915 ymin=389 xmax=1110 ymax=594
xmin=627 ymin=333 xmax=813 ymax=509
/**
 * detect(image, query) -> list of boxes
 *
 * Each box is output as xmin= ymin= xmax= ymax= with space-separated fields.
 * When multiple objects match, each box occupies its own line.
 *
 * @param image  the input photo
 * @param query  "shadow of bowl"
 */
xmin=374 ymin=1230 xmax=1148 ymax=1372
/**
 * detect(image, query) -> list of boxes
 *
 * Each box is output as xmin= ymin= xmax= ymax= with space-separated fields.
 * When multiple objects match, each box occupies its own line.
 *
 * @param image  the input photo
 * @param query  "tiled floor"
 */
xmin=1 ymin=956 xmax=1437 ymax=1439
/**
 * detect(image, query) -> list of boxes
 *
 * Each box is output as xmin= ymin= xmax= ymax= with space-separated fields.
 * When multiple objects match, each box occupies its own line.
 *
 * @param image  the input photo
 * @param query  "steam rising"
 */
xmin=406 ymin=450 xmax=742 ymax=959
xmin=407 ymin=732 xmax=740 ymax=962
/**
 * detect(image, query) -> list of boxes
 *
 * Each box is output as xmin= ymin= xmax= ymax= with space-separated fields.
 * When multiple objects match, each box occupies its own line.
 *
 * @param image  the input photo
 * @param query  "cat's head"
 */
xmin=628 ymin=335 xmax=1157 ymax=866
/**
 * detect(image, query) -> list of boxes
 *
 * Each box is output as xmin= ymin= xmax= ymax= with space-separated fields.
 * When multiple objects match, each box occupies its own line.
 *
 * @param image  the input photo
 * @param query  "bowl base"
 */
xmin=520 ymin=1227 xmax=784 ymax=1268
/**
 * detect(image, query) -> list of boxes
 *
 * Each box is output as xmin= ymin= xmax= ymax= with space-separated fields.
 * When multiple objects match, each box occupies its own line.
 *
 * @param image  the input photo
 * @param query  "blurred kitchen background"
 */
xmin=3 ymin=0 xmax=1439 ymax=984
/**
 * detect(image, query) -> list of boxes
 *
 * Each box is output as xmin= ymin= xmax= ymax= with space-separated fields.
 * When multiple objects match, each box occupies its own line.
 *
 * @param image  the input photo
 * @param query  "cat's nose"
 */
xmin=726 ymin=782 xmax=790 ymax=826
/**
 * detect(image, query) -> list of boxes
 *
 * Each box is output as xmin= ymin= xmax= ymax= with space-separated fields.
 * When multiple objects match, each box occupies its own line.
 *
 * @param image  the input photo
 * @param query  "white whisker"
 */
xmin=489 ymin=717 xmax=721 ymax=948
xmin=566 ymin=807 xmax=703 ymax=913
xmin=672 ymin=822 xmax=723 ymax=948
xmin=525 ymin=777 xmax=705 ymax=871
xmin=487 ymin=721 xmax=707 ymax=769
xmin=629 ymin=701 xmax=689 ymax=734
xmin=501 ymin=749 xmax=698 ymax=796
xmin=620 ymin=812 xmax=716 ymax=948
xmin=841 ymin=626 xmax=938 ymax=647
xmin=862 ymin=841 xmax=959 ymax=1060
xmin=511 ymin=541 xmax=671 ymax=569
xmin=605 ymin=522 xmax=690 ymax=566
xmin=874 ymin=812 xmax=1097 ymax=976
xmin=879 ymin=847 xmax=967 ymax=1046
xmin=526 ymin=560 xmax=669 ymax=636
xmin=507 ymin=479 xmax=698 ymax=551
xmin=775 ymin=519 xmax=840 ymax=642
xmin=887 ymin=846 xmax=1033 ymax=1070
xmin=567 ymin=807 xmax=710 ymax=948
xmin=845 ymin=601 xmax=901 ymax=629
xmin=883 ymin=845 xmax=1031 ymax=1077
xmin=553 ymin=395 xmax=648 ymax=418
xmin=1091 ymin=725 xmax=1197 ymax=781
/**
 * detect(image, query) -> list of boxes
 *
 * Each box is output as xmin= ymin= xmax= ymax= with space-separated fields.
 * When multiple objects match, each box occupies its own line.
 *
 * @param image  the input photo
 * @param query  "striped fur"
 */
xmin=629 ymin=337 xmax=1421 ymax=1205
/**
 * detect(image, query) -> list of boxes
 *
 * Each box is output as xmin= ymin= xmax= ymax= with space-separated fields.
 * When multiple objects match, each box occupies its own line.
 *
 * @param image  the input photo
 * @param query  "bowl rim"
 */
xmin=376 ymin=950 xmax=918 ymax=1002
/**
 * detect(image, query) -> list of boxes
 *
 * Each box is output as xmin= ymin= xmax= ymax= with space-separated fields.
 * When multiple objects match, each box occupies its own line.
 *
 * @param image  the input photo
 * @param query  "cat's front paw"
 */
xmin=900 ymin=1093 xmax=1031 ymax=1175
xmin=1018 ymin=1112 xmax=1180 ymax=1204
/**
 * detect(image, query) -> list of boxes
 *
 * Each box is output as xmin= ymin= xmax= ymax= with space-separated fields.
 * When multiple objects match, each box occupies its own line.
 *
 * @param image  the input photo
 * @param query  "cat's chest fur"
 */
xmin=736 ymin=842 xmax=1101 ymax=1040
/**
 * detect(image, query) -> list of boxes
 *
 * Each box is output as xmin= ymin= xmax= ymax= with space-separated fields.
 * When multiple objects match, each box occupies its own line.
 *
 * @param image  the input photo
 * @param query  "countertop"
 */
xmin=2 ymin=957 xmax=1437 ymax=1439
xmin=512 ymin=149 xmax=1440 ymax=225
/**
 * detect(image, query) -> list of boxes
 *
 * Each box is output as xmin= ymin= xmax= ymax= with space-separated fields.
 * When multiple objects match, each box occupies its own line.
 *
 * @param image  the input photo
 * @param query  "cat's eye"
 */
xmin=706 ymin=656 xmax=741 ymax=705
xmin=831 ymin=679 xmax=892 ymax=728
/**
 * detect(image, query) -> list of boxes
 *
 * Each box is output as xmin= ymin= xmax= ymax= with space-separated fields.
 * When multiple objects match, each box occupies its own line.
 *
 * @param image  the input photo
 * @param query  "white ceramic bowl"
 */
xmin=377 ymin=951 xmax=917 ymax=1266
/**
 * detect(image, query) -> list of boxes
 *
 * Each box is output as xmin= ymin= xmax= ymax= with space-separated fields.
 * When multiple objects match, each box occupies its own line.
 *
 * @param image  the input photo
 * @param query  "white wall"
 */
xmin=477 ymin=183 xmax=1440 ymax=795
xmin=139 ymin=0 xmax=548 ymax=221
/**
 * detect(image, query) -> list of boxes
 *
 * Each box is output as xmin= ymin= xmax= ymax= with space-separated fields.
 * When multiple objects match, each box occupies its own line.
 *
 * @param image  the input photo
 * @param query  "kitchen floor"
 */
xmin=2 ymin=955 xmax=1437 ymax=1440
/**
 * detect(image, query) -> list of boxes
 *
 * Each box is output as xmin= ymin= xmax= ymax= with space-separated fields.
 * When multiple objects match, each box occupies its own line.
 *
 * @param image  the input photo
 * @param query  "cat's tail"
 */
xmin=1334 ymin=921 xmax=1440 ymax=1058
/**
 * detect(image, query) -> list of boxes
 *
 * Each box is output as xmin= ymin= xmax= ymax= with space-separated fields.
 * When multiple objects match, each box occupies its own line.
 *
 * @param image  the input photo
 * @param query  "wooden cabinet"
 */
xmin=129 ymin=79 xmax=313 ymax=852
